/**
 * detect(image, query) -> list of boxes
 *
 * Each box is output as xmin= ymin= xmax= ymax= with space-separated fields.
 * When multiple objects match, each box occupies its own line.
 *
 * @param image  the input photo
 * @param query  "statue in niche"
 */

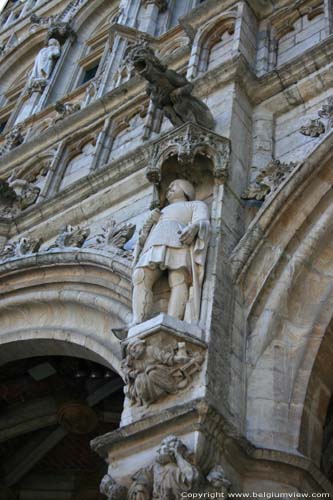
xmin=121 ymin=338 xmax=204 ymax=407
xmin=28 ymin=38 xmax=61 ymax=90
xmin=128 ymin=42 xmax=215 ymax=130
xmin=132 ymin=179 xmax=210 ymax=325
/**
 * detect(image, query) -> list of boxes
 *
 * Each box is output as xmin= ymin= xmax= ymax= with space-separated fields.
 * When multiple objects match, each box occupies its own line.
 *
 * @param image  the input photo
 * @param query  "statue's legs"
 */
xmin=132 ymin=267 xmax=162 ymax=324
xmin=168 ymin=269 xmax=189 ymax=320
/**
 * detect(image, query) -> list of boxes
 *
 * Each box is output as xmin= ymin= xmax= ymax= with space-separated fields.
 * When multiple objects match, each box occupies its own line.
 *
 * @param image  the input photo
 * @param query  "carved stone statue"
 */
xmin=132 ymin=179 xmax=210 ymax=324
xmin=128 ymin=43 xmax=215 ymax=130
xmin=54 ymin=100 xmax=81 ymax=122
xmin=28 ymin=38 xmax=61 ymax=89
xmin=129 ymin=435 xmax=203 ymax=499
xmin=122 ymin=339 xmax=203 ymax=407
xmin=7 ymin=174 xmax=40 ymax=209
xmin=99 ymin=436 xmax=231 ymax=500
xmin=84 ymin=220 xmax=135 ymax=258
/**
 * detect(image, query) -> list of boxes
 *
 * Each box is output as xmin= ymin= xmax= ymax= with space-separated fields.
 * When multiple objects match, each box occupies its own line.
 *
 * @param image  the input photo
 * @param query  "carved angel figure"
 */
xmin=121 ymin=339 xmax=203 ymax=407
xmin=129 ymin=43 xmax=215 ymax=130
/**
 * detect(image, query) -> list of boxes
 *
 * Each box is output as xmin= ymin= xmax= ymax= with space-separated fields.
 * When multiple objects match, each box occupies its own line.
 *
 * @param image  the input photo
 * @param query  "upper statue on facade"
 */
xmin=132 ymin=179 xmax=210 ymax=325
xmin=28 ymin=38 xmax=61 ymax=90
xmin=128 ymin=42 xmax=215 ymax=130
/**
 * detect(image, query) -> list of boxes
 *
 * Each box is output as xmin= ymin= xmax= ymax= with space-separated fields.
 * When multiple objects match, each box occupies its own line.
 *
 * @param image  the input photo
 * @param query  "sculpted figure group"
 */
xmin=122 ymin=339 xmax=203 ymax=407
xmin=100 ymin=435 xmax=231 ymax=500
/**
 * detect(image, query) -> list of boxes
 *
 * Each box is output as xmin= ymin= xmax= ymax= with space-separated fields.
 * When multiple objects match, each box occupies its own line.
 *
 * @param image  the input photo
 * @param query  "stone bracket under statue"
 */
xmin=121 ymin=313 xmax=207 ymax=426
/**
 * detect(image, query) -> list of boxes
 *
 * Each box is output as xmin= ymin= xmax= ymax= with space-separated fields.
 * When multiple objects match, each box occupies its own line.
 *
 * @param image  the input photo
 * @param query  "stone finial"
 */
xmin=242 ymin=159 xmax=297 ymax=202
xmin=122 ymin=338 xmax=204 ymax=407
xmin=128 ymin=41 xmax=215 ymax=130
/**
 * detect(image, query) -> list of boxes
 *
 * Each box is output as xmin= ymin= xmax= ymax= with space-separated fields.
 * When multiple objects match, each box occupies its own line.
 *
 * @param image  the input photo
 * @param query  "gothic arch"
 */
xmin=230 ymin=132 xmax=333 ymax=454
xmin=0 ymin=250 xmax=132 ymax=375
xmin=187 ymin=9 xmax=238 ymax=80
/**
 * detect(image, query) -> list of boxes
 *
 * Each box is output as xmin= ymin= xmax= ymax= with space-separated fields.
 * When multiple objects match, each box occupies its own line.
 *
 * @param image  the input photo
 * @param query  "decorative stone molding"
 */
xmin=122 ymin=337 xmax=204 ymax=407
xmin=48 ymin=224 xmax=90 ymax=250
xmin=300 ymin=118 xmax=325 ymax=138
xmin=146 ymin=122 xmax=230 ymax=188
xmin=0 ymin=236 xmax=42 ymax=261
xmin=242 ymin=160 xmax=297 ymax=202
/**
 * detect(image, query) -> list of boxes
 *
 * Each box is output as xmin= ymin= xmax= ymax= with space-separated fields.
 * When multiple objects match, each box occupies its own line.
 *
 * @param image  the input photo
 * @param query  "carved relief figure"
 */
xmin=29 ymin=38 xmax=61 ymax=87
xmin=99 ymin=436 xmax=231 ymax=500
xmin=129 ymin=43 xmax=215 ymax=130
xmin=122 ymin=339 xmax=203 ymax=407
xmin=128 ymin=435 xmax=203 ymax=500
xmin=132 ymin=179 xmax=210 ymax=325
xmin=48 ymin=224 xmax=90 ymax=250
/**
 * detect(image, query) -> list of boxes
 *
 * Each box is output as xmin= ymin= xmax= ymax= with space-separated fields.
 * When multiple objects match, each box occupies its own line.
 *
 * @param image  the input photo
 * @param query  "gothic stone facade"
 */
xmin=0 ymin=0 xmax=333 ymax=498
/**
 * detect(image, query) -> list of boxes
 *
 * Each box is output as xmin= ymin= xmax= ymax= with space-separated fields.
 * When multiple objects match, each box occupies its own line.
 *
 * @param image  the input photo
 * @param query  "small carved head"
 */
xmin=156 ymin=435 xmax=188 ymax=465
xmin=127 ymin=41 xmax=166 ymax=78
xmin=166 ymin=179 xmax=195 ymax=203
xmin=48 ymin=38 xmax=60 ymax=48
xmin=207 ymin=465 xmax=231 ymax=490
xmin=127 ymin=339 xmax=146 ymax=360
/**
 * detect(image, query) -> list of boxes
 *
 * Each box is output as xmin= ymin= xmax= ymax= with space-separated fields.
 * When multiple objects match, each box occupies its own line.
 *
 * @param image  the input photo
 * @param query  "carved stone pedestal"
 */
xmin=121 ymin=314 xmax=206 ymax=426
xmin=91 ymin=401 xmax=232 ymax=499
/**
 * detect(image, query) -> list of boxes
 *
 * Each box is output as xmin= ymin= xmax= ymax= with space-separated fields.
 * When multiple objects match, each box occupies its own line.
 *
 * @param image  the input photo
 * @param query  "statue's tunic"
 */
xmin=136 ymin=201 xmax=210 ymax=279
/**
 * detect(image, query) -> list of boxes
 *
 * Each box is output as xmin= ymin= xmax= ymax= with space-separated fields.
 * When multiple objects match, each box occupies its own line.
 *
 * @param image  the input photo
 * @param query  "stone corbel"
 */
xmin=146 ymin=123 xmax=230 ymax=206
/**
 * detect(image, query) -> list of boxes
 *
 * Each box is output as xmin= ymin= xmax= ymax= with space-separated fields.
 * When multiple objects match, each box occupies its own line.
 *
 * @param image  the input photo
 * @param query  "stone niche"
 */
xmin=142 ymin=122 xmax=230 ymax=327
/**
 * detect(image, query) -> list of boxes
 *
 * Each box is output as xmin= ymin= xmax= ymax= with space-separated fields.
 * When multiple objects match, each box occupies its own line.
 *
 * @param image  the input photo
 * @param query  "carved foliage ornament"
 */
xmin=300 ymin=97 xmax=333 ymax=138
xmin=99 ymin=435 xmax=231 ymax=500
xmin=242 ymin=160 xmax=297 ymax=202
xmin=0 ymin=237 xmax=42 ymax=261
xmin=122 ymin=339 xmax=204 ymax=407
